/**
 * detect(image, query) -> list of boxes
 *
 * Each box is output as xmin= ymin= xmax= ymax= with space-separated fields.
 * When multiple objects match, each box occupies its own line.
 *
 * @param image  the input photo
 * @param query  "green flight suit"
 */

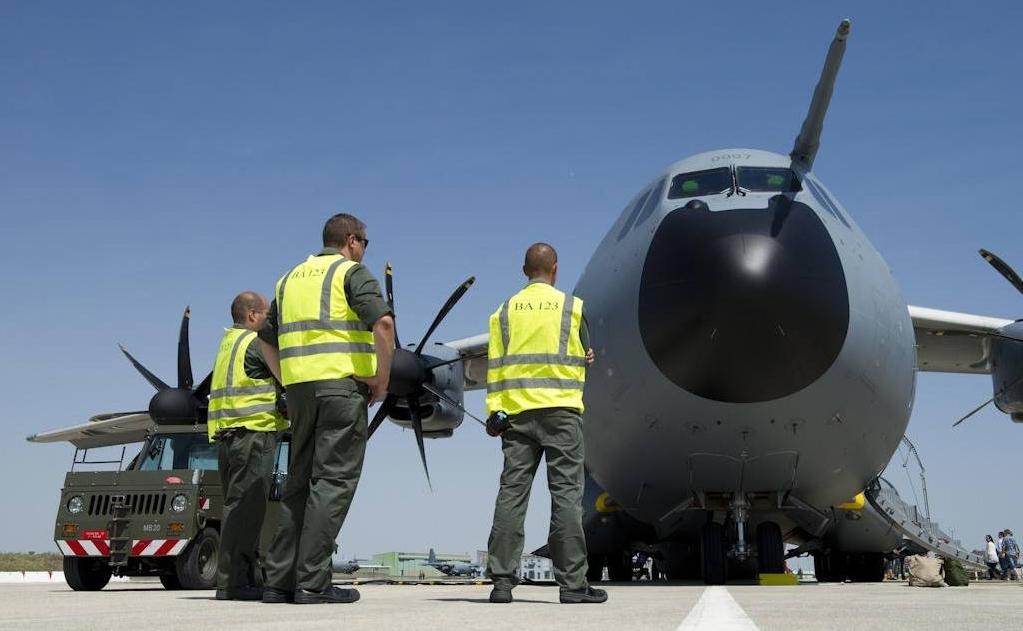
xmin=487 ymin=407 xmax=589 ymax=591
xmin=216 ymin=428 xmax=279 ymax=590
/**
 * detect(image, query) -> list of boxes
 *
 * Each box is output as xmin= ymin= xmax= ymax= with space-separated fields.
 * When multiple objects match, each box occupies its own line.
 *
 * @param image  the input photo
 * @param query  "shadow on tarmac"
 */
xmin=430 ymin=597 xmax=554 ymax=605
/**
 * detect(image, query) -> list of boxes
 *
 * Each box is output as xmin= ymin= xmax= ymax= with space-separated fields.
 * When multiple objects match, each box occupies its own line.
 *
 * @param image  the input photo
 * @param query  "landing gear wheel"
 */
xmin=585 ymin=554 xmax=606 ymax=582
xmin=701 ymin=522 xmax=727 ymax=585
xmin=606 ymin=551 xmax=632 ymax=582
xmin=849 ymin=552 xmax=885 ymax=582
xmin=756 ymin=522 xmax=785 ymax=574
xmin=63 ymin=556 xmax=112 ymax=591
xmin=160 ymin=573 xmax=183 ymax=590
xmin=814 ymin=550 xmax=846 ymax=582
xmin=174 ymin=527 xmax=219 ymax=589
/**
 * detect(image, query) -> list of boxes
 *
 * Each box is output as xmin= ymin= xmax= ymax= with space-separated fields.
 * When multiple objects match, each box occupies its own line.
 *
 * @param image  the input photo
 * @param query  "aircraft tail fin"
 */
xmin=428 ymin=548 xmax=436 ymax=564
xmin=790 ymin=19 xmax=850 ymax=170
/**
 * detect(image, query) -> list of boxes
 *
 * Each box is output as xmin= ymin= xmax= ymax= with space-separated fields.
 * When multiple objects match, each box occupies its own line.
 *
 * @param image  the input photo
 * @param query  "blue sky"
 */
xmin=1 ymin=1 xmax=1021 ymax=558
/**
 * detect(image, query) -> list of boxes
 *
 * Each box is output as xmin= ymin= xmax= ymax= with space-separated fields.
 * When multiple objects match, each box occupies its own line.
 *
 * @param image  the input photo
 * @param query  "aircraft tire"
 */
xmin=849 ymin=552 xmax=885 ymax=582
xmin=63 ymin=556 xmax=112 ymax=591
xmin=756 ymin=522 xmax=785 ymax=574
xmin=585 ymin=554 xmax=606 ymax=582
xmin=174 ymin=527 xmax=219 ymax=589
xmin=606 ymin=550 xmax=632 ymax=582
xmin=701 ymin=522 xmax=727 ymax=585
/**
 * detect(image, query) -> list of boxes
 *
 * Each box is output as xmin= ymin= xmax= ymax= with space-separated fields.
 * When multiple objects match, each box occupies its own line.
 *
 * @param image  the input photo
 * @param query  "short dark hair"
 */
xmin=323 ymin=213 xmax=366 ymax=248
xmin=231 ymin=291 xmax=265 ymax=324
xmin=523 ymin=242 xmax=558 ymax=277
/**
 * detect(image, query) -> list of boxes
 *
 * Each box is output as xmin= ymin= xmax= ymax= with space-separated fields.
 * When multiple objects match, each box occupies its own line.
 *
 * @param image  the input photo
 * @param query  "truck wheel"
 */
xmin=174 ymin=528 xmax=219 ymax=589
xmin=63 ymin=556 xmax=112 ymax=591
xmin=160 ymin=573 xmax=183 ymax=590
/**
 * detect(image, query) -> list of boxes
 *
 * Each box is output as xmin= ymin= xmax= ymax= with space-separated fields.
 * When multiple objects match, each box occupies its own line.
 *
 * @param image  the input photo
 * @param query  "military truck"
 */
xmin=30 ymin=412 xmax=289 ymax=591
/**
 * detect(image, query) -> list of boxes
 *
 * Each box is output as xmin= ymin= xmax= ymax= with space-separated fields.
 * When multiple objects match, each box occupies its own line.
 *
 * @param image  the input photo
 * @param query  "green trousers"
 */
xmin=264 ymin=379 xmax=368 ymax=593
xmin=486 ymin=408 xmax=589 ymax=591
xmin=216 ymin=429 xmax=278 ymax=590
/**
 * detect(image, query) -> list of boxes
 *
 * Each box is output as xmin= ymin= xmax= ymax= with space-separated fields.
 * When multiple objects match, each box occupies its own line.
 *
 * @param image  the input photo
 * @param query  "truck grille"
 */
xmin=87 ymin=493 xmax=167 ymax=516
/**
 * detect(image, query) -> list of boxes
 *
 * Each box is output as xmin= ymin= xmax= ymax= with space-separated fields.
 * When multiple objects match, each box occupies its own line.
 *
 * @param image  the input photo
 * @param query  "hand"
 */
xmin=584 ymin=348 xmax=596 ymax=366
xmin=357 ymin=375 xmax=390 ymax=405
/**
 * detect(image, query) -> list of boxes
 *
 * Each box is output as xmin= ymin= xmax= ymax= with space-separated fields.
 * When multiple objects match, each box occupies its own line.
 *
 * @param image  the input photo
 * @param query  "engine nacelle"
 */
xmin=387 ymin=342 xmax=466 ymax=437
xmin=990 ymin=321 xmax=1023 ymax=421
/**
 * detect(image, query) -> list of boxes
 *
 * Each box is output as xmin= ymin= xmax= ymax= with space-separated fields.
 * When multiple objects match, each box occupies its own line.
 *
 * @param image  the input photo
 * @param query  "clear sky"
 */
xmin=1 ymin=1 xmax=1021 ymax=559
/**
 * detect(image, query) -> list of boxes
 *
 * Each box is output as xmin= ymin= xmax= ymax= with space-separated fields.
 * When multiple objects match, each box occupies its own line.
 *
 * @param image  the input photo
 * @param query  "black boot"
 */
xmin=294 ymin=586 xmax=361 ymax=604
xmin=560 ymin=586 xmax=608 ymax=604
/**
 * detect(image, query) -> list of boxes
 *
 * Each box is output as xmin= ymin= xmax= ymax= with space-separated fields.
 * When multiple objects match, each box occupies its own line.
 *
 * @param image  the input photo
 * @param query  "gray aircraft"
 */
xmin=423 ymin=548 xmax=482 ymax=578
xmin=331 ymin=546 xmax=388 ymax=575
xmin=357 ymin=19 xmax=1020 ymax=584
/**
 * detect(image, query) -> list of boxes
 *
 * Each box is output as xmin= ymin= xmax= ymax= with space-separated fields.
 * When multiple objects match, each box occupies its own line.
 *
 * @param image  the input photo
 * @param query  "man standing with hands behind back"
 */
xmin=258 ymin=213 xmax=395 ymax=604
xmin=484 ymin=242 xmax=607 ymax=605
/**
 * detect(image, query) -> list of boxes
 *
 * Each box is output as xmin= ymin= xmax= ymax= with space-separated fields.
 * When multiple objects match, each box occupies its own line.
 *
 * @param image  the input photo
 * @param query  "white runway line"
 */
xmin=676 ymin=586 xmax=760 ymax=630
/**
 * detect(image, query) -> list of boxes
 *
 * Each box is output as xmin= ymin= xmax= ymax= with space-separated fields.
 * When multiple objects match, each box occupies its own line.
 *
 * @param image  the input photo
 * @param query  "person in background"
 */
xmin=985 ymin=534 xmax=1003 ymax=580
xmin=1001 ymin=529 xmax=1020 ymax=581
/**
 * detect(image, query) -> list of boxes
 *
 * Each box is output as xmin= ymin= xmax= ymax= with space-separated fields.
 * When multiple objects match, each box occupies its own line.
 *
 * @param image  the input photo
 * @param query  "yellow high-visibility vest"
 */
xmin=275 ymin=254 xmax=376 ymax=385
xmin=207 ymin=328 xmax=286 ymax=442
xmin=486 ymin=282 xmax=586 ymax=415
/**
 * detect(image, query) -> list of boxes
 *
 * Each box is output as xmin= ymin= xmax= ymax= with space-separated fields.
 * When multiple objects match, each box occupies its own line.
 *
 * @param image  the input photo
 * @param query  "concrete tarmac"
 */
xmin=1 ymin=581 xmax=1021 ymax=630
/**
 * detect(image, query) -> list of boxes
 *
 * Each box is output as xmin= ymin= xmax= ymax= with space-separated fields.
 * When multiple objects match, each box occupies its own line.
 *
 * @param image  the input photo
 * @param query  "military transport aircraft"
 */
xmin=367 ymin=19 xmax=1021 ymax=584
xmin=422 ymin=548 xmax=482 ymax=578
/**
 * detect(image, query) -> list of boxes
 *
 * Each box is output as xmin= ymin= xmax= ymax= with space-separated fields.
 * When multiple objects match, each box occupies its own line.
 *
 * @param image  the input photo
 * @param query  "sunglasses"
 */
xmin=351 ymin=234 xmax=369 ymax=249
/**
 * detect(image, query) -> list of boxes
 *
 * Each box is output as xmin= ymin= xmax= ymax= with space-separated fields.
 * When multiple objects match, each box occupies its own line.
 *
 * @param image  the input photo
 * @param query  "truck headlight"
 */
xmin=67 ymin=496 xmax=84 ymax=514
xmin=171 ymin=494 xmax=188 ymax=513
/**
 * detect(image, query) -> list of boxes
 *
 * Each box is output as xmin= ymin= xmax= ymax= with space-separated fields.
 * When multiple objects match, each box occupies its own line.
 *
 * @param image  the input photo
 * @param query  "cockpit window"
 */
xmin=667 ymin=168 xmax=732 ymax=199
xmin=737 ymin=167 xmax=801 ymax=193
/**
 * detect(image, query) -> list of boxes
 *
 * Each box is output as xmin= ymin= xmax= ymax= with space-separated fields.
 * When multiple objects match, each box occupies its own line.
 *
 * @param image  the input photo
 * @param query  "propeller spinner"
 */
xmin=367 ymin=264 xmax=484 ymax=489
xmin=119 ymin=307 xmax=212 ymax=425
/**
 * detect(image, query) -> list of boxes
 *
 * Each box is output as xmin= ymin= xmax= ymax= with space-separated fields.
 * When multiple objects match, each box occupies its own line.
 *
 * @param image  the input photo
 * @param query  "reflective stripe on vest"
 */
xmin=275 ymin=255 xmax=376 ymax=385
xmin=485 ymin=283 xmax=586 ymax=415
xmin=207 ymin=328 xmax=285 ymax=442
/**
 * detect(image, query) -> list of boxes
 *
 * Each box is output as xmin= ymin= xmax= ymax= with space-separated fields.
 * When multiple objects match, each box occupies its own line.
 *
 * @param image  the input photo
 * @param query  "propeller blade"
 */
xmin=951 ymin=397 xmax=994 ymax=427
xmin=193 ymin=371 xmax=213 ymax=401
xmin=178 ymin=306 xmax=194 ymax=390
xmin=952 ymin=371 xmax=1023 ymax=427
xmin=368 ymin=395 xmax=396 ymax=439
xmin=414 ymin=277 xmax=476 ymax=355
xmin=406 ymin=396 xmax=433 ymax=490
xmin=421 ymin=382 xmax=486 ymax=427
xmin=118 ymin=344 xmax=170 ymax=392
xmin=980 ymin=249 xmax=1023 ymax=296
xmin=385 ymin=262 xmax=400 ymax=348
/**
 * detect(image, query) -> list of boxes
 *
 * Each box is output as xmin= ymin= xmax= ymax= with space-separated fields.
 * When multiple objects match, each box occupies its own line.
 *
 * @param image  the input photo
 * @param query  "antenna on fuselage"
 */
xmin=790 ymin=19 xmax=850 ymax=170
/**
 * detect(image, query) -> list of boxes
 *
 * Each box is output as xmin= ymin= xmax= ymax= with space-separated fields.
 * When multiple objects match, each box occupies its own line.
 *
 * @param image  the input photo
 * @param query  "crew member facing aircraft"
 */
xmin=258 ymin=212 xmax=395 ymax=604
xmin=485 ymin=243 xmax=606 ymax=604
xmin=207 ymin=291 xmax=288 ymax=601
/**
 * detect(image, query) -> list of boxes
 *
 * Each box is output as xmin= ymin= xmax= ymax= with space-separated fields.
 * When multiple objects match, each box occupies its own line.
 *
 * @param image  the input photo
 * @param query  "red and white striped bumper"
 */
xmin=56 ymin=539 xmax=189 ymax=557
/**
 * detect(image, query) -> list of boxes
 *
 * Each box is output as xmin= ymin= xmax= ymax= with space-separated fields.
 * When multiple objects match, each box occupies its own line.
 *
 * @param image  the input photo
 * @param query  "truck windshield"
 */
xmin=137 ymin=433 xmax=218 ymax=471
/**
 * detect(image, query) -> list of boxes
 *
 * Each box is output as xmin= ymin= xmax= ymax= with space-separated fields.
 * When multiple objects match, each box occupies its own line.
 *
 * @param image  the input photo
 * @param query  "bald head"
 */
xmin=523 ymin=242 xmax=558 ymax=282
xmin=231 ymin=291 xmax=269 ymax=330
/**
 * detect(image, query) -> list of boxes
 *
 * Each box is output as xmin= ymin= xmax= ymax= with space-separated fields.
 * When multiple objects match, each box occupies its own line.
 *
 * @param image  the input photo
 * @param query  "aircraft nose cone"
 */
xmin=638 ymin=196 xmax=849 ymax=403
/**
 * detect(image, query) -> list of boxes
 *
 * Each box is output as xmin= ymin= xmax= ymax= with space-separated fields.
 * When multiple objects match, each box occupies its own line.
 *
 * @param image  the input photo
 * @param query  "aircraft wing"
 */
xmin=26 ymin=412 xmax=154 ymax=449
xmin=445 ymin=333 xmax=488 ymax=391
xmin=909 ymin=306 xmax=1014 ymax=374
